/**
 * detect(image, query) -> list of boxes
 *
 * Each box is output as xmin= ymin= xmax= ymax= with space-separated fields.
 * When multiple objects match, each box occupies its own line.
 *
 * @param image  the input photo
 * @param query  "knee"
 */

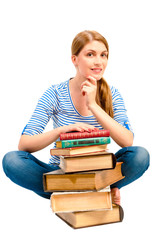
xmin=2 ymin=151 xmax=24 ymax=177
xmin=130 ymin=146 xmax=150 ymax=172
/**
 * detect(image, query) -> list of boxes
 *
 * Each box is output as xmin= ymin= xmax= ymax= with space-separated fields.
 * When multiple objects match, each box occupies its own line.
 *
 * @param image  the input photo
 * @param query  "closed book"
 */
xmin=51 ymin=187 xmax=112 ymax=213
xmin=50 ymin=144 xmax=108 ymax=156
xmin=60 ymin=152 xmax=116 ymax=173
xmin=43 ymin=162 xmax=124 ymax=192
xmin=56 ymin=204 xmax=124 ymax=229
xmin=60 ymin=129 xmax=110 ymax=140
xmin=56 ymin=137 xmax=111 ymax=148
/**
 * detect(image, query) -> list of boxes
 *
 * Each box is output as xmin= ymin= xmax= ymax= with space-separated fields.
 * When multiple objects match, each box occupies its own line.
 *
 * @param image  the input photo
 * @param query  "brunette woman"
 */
xmin=2 ymin=30 xmax=150 ymax=204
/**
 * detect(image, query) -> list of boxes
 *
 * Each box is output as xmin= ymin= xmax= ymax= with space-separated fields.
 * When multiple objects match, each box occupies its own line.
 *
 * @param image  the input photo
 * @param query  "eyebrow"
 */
xmin=86 ymin=49 xmax=108 ymax=53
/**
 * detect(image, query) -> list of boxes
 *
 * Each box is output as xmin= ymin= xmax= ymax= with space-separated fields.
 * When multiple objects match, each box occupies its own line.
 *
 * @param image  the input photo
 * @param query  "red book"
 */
xmin=60 ymin=129 xmax=110 ymax=140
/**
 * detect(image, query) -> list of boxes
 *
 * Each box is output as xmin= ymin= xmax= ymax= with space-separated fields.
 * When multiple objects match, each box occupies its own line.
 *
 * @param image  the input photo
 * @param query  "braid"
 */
xmin=96 ymin=78 xmax=114 ymax=118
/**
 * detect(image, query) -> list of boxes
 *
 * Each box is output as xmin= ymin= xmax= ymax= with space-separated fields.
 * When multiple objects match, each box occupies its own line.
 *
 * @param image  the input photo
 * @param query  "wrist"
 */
xmin=56 ymin=126 xmax=65 ymax=135
xmin=88 ymin=102 xmax=100 ymax=112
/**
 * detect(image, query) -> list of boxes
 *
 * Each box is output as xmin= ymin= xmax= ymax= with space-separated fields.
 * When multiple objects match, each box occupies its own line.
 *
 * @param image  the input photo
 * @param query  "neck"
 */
xmin=70 ymin=74 xmax=86 ymax=92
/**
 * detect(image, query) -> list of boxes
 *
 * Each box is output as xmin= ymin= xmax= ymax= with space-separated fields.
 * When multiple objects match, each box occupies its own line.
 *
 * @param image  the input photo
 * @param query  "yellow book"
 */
xmin=43 ymin=162 xmax=124 ymax=192
xmin=51 ymin=187 xmax=112 ymax=213
xmin=56 ymin=204 xmax=124 ymax=228
xmin=60 ymin=152 xmax=116 ymax=173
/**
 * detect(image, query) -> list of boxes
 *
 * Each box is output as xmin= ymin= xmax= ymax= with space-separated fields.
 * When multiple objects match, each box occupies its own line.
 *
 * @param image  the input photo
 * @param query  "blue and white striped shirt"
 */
xmin=22 ymin=79 xmax=133 ymax=164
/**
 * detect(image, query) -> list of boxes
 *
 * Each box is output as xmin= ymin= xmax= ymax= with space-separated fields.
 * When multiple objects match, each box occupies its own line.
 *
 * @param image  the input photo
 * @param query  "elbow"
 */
xmin=18 ymin=141 xmax=24 ymax=151
xmin=18 ymin=135 xmax=32 ymax=152
xmin=18 ymin=137 xmax=23 ymax=151
xmin=121 ymin=133 xmax=134 ymax=148
xmin=18 ymin=139 xmax=27 ymax=152
xmin=18 ymin=143 xmax=32 ymax=153
xmin=122 ymin=141 xmax=133 ymax=148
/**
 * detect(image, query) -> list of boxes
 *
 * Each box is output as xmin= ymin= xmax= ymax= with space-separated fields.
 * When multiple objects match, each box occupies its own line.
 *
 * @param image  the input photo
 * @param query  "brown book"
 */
xmin=51 ymin=187 xmax=111 ymax=213
xmin=50 ymin=144 xmax=108 ymax=156
xmin=59 ymin=152 xmax=116 ymax=173
xmin=43 ymin=162 xmax=124 ymax=192
xmin=56 ymin=204 xmax=124 ymax=229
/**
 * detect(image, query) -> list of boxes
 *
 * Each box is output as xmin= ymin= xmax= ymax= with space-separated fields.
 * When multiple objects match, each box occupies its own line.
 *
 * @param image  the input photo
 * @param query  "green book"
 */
xmin=56 ymin=137 xmax=111 ymax=148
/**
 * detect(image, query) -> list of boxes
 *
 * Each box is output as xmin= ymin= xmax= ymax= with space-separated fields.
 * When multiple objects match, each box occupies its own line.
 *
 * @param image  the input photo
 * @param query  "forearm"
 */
xmin=18 ymin=123 xmax=97 ymax=153
xmin=18 ymin=128 xmax=62 ymax=153
xmin=89 ymin=103 xmax=133 ymax=148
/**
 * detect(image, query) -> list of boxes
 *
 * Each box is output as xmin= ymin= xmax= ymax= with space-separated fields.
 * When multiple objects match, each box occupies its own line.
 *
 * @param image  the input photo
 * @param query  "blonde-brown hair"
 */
xmin=71 ymin=30 xmax=114 ymax=118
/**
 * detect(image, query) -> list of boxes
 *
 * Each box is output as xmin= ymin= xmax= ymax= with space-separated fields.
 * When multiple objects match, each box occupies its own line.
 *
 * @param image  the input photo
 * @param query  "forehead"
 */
xmin=82 ymin=40 xmax=107 ymax=52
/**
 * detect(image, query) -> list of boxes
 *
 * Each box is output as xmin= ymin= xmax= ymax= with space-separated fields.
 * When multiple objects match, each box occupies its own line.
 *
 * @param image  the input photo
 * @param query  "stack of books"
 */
xmin=43 ymin=129 xmax=125 ymax=229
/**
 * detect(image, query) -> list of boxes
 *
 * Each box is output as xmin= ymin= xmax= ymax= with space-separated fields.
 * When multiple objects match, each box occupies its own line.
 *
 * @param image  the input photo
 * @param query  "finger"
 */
xmin=86 ymin=76 xmax=97 ymax=85
xmin=81 ymin=87 xmax=86 ymax=96
xmin=76 ymin=122 xmax=96 ymax=129
xmin=75 ymin=123 xmax=98 ymax=132
xmin=81 ymin=85 xmax=90 ymax=96
xmin=81 ymin=80 xmax=92 ymax=89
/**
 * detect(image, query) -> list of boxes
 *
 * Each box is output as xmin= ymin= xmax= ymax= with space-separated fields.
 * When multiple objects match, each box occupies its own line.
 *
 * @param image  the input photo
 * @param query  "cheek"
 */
xmin=103 ymin=60 xmax=108 ymax=68
xmin=78 ymin=60 xmax=90 ymax=71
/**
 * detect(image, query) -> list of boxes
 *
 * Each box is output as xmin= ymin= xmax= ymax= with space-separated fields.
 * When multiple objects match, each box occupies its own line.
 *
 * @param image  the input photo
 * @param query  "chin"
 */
xmin=94 ymin=75 xmax=103 ymax=81
xmin=96 ymin=77 xmax=102 ymax=81
xmin=92 ymin=73 xmax=103 ymax=81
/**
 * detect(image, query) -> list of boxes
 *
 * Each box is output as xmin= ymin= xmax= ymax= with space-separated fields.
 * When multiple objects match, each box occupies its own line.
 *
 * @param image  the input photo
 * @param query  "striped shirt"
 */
xmin=22 ymin=79 xmax=133 ymax=164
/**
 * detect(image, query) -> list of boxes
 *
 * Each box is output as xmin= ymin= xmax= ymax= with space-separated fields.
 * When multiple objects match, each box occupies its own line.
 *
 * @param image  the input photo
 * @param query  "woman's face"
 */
xmin=72 ymin=40 xmax=108 ymax=80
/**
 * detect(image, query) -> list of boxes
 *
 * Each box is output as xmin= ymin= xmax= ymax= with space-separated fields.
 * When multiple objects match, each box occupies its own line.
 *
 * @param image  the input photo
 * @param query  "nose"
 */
xmin=94 ymin=56 xmax=102 ymax=66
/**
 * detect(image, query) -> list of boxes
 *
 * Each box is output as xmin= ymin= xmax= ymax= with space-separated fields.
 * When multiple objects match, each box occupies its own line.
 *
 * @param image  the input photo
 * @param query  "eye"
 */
xmin=101 ymin=53 xmax=108 ymax=58
xmin=87 ymin=52 xmax=94 ymax=57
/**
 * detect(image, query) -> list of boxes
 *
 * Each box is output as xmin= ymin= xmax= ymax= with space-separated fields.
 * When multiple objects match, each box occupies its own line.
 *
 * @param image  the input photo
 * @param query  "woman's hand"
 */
xmin=59 ymin=122 xmax=99 ymax=134
xmin=18 ymin=123 xmax=99 ymax=153
xmin=81 ymin=76 xmax=97 ymax=109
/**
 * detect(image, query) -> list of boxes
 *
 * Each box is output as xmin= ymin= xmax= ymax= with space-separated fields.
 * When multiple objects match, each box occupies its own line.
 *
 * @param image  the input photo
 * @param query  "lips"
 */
xmin=91 ymin=68 xmax=102 ymax=73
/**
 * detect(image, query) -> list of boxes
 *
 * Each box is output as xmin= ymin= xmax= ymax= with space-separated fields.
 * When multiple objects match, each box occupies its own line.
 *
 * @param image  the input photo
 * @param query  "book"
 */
xmin=51 ymin=187 xmax=112 ymax=213
xmin=56 ymin=137 xmax=111 ymax=148
xmin=50 ymin=144 xmax=108 ymax=156
xmin=59 ymin=152 xmax=116 ymax=173
xmin=60 ymin=129 xmax=110 ymax=140
xmin=43 ymin=162 xmax=124 ymax=192
xmin=56 ymin=204 xmax=124 ymax=229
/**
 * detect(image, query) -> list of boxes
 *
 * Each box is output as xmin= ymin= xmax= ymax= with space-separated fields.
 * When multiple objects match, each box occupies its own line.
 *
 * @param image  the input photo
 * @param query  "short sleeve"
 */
xmin=111 ymin=86 xmax=134 ymax=134
xmin=22 ymin=85 xmax=59 ymax=136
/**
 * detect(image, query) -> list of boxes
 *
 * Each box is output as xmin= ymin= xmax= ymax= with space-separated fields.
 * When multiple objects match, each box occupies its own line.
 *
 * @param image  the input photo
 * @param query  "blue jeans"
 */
xmin=2 ymin=146 xmax=150 ymax=199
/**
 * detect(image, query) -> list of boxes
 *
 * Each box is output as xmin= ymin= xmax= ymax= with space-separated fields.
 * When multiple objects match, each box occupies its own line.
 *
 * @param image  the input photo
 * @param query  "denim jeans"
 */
xmin=2 ymin=146 xmax=150 ymax=199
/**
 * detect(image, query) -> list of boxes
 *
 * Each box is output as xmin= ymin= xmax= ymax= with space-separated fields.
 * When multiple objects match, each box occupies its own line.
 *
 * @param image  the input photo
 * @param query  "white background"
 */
xmin=0 ymin=0 xmax=159 ymax=239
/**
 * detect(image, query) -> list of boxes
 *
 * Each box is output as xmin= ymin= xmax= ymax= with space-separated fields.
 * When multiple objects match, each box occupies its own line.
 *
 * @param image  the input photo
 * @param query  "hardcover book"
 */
xmin=56 ymin=204 xmax=124 ymax=229
xmin=50 ymin=144 xmax=108 ymax=156
xmin=60 ymin=129 xmax=110 ymax=140
xmin=43 ymin=162 xmax=124 ymax=192
xmin=51 ymin=187 xmax=112 ymax=213
xmin=56 ymin=137 xmax=111 ymax=148
xmin=59 ymin=152 xmax=116 ymax=173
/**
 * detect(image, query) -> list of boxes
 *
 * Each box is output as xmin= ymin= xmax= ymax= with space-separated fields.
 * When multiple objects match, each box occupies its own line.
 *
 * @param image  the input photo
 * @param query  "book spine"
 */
xmin=119 ymin=204 xmax=124 ymax=222
xmin=57 ymin=137 xmax=111 ymax=148
xmin=60 ymin=129 xmax=110 ymax=140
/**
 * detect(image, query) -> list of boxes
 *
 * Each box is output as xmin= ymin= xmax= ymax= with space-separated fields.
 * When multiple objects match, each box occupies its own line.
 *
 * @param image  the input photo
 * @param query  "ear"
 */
xmin=71 ymin=55 xmax=78 ymax=67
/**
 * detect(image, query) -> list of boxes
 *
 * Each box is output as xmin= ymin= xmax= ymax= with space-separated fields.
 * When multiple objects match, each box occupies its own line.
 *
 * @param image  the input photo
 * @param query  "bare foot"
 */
xmin=111 ymin=188 xmax=121 ymax=205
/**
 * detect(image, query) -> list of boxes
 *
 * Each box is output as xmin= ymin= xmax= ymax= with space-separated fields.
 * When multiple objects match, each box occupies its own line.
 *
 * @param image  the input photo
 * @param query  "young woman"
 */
xmin=2 ymin=30 xmax=150 ymax=204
